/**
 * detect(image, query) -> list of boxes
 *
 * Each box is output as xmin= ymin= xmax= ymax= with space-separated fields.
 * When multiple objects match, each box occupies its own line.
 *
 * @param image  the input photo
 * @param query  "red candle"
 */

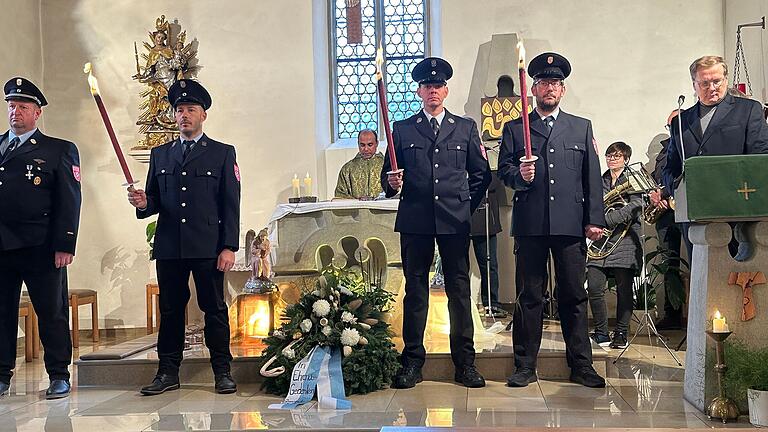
xmin=84 ymin=63 xmax=136 ymax=186
xmin=517 ymin=41 xmax=534 ymax=162
xmin=375 ymin=48 xmax=398 ymax=172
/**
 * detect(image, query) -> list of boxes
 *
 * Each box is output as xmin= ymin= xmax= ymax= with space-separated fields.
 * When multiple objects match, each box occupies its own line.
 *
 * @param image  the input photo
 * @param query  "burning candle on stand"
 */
xmin=83 ymin=62 xmax=137 ymax=188
xmin=303 ymin=172 xmax=312 ymax=197
xmin=375 ymin=46 xmax=401 ymax=174
xmin=712 ymin=310 xmax=729 ymax=332
xmin=291 ymin=174 xmax=300 ymax=198
xmin=516 ymin=40 xmax=537 ymax=163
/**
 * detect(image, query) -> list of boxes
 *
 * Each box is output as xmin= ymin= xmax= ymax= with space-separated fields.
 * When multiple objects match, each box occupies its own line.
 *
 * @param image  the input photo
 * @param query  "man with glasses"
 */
xmin=498 ymin=52 xmax=606 ymax=388
xmin=663 ymin=56 xmax=768 ymax=257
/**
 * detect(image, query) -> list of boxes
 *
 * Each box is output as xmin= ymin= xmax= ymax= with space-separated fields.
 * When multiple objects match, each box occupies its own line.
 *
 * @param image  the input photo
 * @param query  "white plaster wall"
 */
xmin=724 ymin=0 xmax=767 ymax=104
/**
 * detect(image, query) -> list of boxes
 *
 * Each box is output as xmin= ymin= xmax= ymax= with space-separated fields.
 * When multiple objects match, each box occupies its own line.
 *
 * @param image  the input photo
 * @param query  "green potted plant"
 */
xmin=636 ymin=238 xmax=689 ymax=311
xmin=724 ymin=339 xmax=768 ymax=426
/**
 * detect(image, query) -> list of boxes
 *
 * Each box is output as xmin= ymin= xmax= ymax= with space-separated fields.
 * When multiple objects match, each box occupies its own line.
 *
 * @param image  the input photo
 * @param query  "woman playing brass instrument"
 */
xmin=587 ymin=142 xmax=643 ymax=349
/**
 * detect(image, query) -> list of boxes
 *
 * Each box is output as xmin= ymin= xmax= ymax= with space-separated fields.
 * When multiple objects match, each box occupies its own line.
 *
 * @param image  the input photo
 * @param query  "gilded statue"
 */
xmin=132 ymin=15 xmax=201 ymax=150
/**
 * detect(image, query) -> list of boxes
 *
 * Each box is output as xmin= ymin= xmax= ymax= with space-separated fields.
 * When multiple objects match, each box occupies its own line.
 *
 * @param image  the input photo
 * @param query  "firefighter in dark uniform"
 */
xmin=0 ymin=77 xmax=81 ymax=399
xmin=381 ymin=57 xmax=491 ymax=389
xmin=497 ymin=53 xmax=607 ymax=388
xmin=128 ymin=79 xmax=240 ymax=395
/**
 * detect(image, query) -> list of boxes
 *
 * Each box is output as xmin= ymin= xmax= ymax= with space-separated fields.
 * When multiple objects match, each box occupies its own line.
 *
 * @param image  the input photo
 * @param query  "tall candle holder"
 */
xmin=705 ymin=330 xmax=739 ymax=423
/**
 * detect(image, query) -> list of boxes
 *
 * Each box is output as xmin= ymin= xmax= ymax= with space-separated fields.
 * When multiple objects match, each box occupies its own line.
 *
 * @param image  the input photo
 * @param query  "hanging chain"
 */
xmin=733 ymin=28 xmax=753 ymax=95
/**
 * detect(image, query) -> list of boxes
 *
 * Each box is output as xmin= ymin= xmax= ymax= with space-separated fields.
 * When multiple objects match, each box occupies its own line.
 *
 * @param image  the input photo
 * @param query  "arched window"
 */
xmin=331 ymin=0 xmax=429 ymax=140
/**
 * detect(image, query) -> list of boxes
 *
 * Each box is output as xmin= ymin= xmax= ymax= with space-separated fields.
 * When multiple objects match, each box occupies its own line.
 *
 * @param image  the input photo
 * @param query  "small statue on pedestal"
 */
xmin=245 ymin=228 xmax=276 ymax=293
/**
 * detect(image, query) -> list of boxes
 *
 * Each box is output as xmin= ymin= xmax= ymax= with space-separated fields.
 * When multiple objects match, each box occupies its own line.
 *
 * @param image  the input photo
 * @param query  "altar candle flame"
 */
xmin=83 ymin=62 xmax=100 ymax=96
xmin=714 ymin=310 xmax=722 ymax=319
xmin=375 ymin=46 xmax=384 ymax=79
xmin=517 ymin=40 xmax=525 ymax=69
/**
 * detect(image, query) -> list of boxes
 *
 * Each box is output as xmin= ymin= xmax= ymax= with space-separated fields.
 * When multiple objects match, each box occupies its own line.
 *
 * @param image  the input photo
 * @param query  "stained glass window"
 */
xmin=332 ymin=0 xmax=428 ymax=140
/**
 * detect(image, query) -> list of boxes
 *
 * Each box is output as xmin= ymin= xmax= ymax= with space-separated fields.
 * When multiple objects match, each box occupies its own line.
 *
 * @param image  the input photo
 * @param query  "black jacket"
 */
xmin=138 ymin=134 xmax=240 ymax=259
xmin=381 ymin=109 xmax=491 ymax=235
xmin=0 ymin=129 xmax=81 ymax=253
xmin=663 ymin=93 xmax=768 ymax=195
xmin=497 ymin=110 xmax=605 ymax=237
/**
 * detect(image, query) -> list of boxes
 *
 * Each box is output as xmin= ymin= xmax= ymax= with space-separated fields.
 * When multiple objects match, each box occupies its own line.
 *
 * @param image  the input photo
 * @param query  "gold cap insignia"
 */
xmin=16 ymin=78 xmax=22 ymax=86
xmin=180 ymin=81 xmax=186 ymax=88
xmin=547 ymin=56 xmax=554 ymax=64
xmin=33 ymin=176 xmax=41 ymax=185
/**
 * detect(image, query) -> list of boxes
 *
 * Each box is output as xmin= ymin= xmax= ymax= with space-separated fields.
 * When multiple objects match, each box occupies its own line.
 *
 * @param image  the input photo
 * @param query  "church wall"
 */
xmin=38 ymin=0 xmax=319 ymax=328
xmin=724 ymin=0 xmax=768 ymax=105
xmin=0 ymin=0 xmax=43 ymax=87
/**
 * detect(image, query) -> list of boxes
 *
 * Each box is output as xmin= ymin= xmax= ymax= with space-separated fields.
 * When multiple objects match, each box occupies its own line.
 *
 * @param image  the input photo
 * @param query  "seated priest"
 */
xmin=334 ymin=129 xmax=384 ymax=199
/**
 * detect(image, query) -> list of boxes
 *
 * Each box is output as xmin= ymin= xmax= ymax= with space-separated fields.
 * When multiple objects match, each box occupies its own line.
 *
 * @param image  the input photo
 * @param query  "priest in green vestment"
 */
xmin=334 ymin=129 xmax=385 ymax=199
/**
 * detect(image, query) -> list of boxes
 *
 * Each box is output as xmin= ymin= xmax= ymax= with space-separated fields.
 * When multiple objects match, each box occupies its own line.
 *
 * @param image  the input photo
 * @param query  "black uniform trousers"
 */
xmin=0 ymin=246 xmax=72 ymax=383
xmin=471 ymin=234 xmax=500 ymax=308
xmin=400 ymin=233 xmax=474 ymax=369
xmin=156 ymin=258 xmax=232 ymax=376
xmin=513 ymin=235 xmax=592 ymax=369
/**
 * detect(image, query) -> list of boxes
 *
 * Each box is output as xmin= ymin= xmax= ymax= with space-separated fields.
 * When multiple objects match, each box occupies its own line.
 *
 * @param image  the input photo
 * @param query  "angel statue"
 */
xmin=132 ymin=15 xmax=202 ymax=150
xmin=244 ymin=229 xmax=276 ymax=293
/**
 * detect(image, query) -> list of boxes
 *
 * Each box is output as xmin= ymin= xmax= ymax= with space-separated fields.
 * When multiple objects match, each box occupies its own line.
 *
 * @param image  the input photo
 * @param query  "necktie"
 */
xmin=1 ymin=137 xmax=19 ymax=161
xmin=430 ymin=117 xmax=440 ymax=137
xmin=182 ymin=140 xmax=194 ymax=160
xmin=545 ymin=116 xmax=555 ymax=134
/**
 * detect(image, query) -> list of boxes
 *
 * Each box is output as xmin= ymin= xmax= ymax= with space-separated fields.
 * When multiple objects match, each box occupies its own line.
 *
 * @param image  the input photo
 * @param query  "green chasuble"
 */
xmin=334 ymin=152 xmax=385 ymax=199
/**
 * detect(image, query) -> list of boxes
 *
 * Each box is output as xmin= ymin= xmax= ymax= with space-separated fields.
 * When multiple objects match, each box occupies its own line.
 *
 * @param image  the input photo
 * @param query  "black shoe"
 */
xmin=0 ymin=381 xmax=9 ymax=396
xmin=45 ymin=379 xmax=71 ymax=400
xmin=391 ymin=365 xmax=423 ymax=389
xmin=590 ymin=332 xmax=611 ymax=347
xmin=454 ymin=365 xmax=486 ymax=388
xmin=490 ymin=306 xmax=508 ymax=318
xmin=140 ymin=373 xmax=180 ymax=396
xmin=214 ymin=373 xmax=237 ymax=394
xmin=655 ymin=316 xmax=682 ymax=330
xmin=506 ymin=367 xmax=537 ymax=387
xmin=569 ymin=366 xmax=606 ymax=388
xmin=610 ymin=332 xmax=628 ymax=349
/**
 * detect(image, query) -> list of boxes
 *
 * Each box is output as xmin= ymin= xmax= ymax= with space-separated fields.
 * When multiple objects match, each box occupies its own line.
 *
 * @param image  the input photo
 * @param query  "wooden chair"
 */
xmin=146 ymin=283 xmax=187 ymax=334
xmin=18 ymin=298 xmax=37 ymax=362
xmin=69 ymin=289 xmax=99 ymax=348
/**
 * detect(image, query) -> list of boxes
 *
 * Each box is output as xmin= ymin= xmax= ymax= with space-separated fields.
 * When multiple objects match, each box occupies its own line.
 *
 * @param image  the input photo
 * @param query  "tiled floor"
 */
xmin=0 ymin=324 xmax=757 ymax=431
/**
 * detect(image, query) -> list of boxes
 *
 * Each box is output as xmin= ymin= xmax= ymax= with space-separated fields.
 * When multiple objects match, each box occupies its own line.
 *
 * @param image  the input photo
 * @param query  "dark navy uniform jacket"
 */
xmin=381 ymin=109 xmax=491 ymax=235
xmin=662 ymin=93 xmax=768 ymax=195
xmin=0 ymin=129 xmax=81 ymax=253
xmin=138 ymin=134 xmax=240 ymax=259
xmin=497 ymin=110 xmax=604 ymax=237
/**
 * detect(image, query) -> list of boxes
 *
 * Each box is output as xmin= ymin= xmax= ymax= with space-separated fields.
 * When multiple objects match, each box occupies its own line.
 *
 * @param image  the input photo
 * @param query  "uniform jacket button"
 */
xmin=181 ymin=203 xmax=186 ymax=207
xmin=181 ymin=218 xmax=186 ymax=223
xmin=549 ymin=163 xmax=554 ymax=168
xmin=207 ymin=171 xmax=211 ymax=175
xmin=550 ymin=179 xmax=555 ymax=184
xmin=434 ymin=179 xmax=439 ymax=183
xmin=182 ymin=187 xmax=187 ymax=191
xmin=550 ymin=196 xmax=555 ymax=201
xmin=434 ymin=163 xmax=439 ymax=168
xmin=182 ymin=171 xmax=187 ymax=176
xmin=549 ymin=148 xmax=554 ymax=153
xmin=161 ymin=169 xmax=165 ymax=173
xmin=434 ymin=195 xmax=439 ymax=200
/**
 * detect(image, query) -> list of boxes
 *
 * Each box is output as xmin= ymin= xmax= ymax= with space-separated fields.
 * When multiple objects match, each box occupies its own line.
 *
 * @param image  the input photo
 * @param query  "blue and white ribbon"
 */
xmin=269 ymin=345 xmax=351 ymax=410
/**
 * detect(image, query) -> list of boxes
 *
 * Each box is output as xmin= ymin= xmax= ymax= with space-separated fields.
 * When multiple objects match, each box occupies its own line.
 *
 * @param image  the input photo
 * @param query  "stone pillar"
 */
xmin=684 ymin=221 xmax=768 ymax=412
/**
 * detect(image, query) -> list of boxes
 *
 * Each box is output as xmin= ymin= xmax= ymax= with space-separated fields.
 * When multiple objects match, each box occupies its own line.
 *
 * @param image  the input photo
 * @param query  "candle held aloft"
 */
xmin=291 ymin=174 xmax=300 ymax=198
xmin=712 ymin=310 xmax=729 ymax=332
xmin=375 ymin=46 xmax=399 ymax=172
xmin=516 ymin=39 xmax=536 ymax=163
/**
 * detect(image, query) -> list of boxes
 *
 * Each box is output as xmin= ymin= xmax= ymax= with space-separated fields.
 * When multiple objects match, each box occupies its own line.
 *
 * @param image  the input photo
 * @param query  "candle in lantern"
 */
xmin=712 ymin=310 xmax=729 ymax=332
xmin=291 ymin=174 xmax=300 ymax=198
xmin=516 ymin=39 xmax=536 ymax=163
xmin=303 ymin=172 xmax=312 ymax=197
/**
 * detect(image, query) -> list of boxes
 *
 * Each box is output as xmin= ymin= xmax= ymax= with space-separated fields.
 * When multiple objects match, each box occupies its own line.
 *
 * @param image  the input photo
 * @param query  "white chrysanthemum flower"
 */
xmin=341 ymin=311 xmax=357 ymax=324
xmin=321 ymin=326 xmax=332 ymax=336
xmin=282 ymin=347 xmax=295 ymax=359
xmin=338 ymin=286 xmax=353 ymax=296
xmin=273 ymin=329 xmax=285 ymax=339
xmin=300 ymin=318 xmax=313 ymax=333
xmin=312 ymin=299 xmax=331 ymax=317
xmin=340 ymin=327 xmax=361 ymax=346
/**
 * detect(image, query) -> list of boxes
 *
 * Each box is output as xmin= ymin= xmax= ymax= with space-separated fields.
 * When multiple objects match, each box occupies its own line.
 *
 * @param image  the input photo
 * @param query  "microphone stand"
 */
xmin=613 ymin=162 xmax=682 ymax=366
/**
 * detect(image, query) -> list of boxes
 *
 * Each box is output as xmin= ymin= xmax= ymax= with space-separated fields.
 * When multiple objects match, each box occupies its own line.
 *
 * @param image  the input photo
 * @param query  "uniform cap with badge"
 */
xmin=167 ymin=79 xmax=212 ymax=110
xmin=412 ymin=57 xmax=453 ymax=85
xmin=528 ymin=52 xmax=571 ymax=81
xmin=4 ymin=77 xmax=47 ymax=107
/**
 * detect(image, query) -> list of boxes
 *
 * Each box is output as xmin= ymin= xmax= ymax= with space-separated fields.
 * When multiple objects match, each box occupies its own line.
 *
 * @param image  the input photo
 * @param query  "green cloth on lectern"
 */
xmin=334 ymin=152 xmax=385 ymax=199
xmin=685 ymin=154 xmax=768 ymax=221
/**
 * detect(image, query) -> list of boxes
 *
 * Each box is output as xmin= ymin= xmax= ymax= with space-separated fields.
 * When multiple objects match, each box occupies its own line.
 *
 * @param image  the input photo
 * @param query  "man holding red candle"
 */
xmin=128 ymin=79 xmax=240 ymax=396
xmin=498 ymin=52 xmax=606 ymax=388
xmin=0 ymin=77 xmax=82 ymax=399
xmin=381 ymin=57 xmax=491 ymax=389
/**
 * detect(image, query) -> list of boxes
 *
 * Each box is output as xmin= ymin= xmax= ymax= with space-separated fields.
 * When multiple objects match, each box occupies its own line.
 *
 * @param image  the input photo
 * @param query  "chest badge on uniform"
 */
xmin=33 ymin=176 xmax=41 ymax=185
xmin=25 ymin=165 xmax=34 ymax=180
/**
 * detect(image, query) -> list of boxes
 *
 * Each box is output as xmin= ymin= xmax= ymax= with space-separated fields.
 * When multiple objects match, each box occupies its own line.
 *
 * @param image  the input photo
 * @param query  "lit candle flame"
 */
xmin=375 ymin=46 xmax=384 ymax=79
xmin=714 ymin=310 xmax=722 ymax=319
xmin=83 ymin=62 xmax=100 ymax=96
xmin=517 ymin=39 xmax=526 ymax=69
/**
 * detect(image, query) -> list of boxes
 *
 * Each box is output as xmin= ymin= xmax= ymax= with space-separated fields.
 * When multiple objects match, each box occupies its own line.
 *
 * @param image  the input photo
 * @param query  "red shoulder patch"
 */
xmin=234 ymin=164 xmax=241 ymax=182
xmin=72 ymin=166 xmax=81 ymax=182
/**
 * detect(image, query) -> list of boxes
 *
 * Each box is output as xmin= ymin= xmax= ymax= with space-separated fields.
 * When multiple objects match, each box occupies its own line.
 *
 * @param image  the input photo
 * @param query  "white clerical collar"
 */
xmin=422 ymin=109 xmax=446 ymax=126
xmin=536 ymin=107 xmax=560 ymax=121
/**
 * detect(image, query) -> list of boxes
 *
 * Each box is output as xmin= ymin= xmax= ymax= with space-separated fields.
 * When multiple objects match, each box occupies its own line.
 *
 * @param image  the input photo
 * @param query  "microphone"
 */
xmin=677 ymin=95 xmax=685 ymax=107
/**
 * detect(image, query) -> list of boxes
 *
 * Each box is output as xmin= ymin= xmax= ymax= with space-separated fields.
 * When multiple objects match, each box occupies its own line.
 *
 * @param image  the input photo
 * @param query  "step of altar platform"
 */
xmin=75 ymin=324 xmax=607 ymax=387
